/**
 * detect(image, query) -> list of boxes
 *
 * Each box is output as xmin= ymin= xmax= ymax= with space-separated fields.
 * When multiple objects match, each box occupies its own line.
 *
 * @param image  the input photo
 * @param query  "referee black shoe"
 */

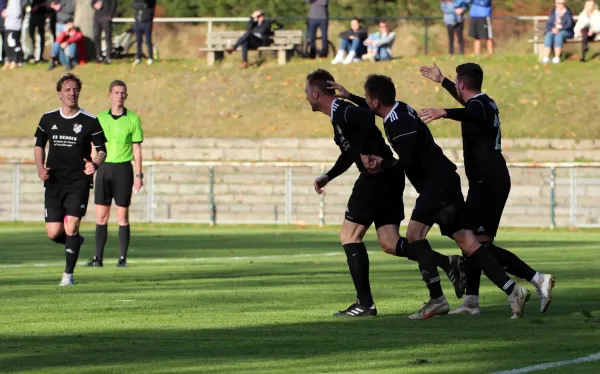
xmin=446 ymin=255 xmax=466 ymax=299
xmin=333 ymin=301 xmax=377 ymax=317
xmin=116 ymin=258 xmax=128 ymax=268
xmin=86 ymin=257 xmax=103 ymax=267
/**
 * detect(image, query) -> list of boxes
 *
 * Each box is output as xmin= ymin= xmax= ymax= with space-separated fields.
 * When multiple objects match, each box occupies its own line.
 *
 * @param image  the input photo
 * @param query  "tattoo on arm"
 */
xmin=94 ymin=151 xmax=107 ymax=166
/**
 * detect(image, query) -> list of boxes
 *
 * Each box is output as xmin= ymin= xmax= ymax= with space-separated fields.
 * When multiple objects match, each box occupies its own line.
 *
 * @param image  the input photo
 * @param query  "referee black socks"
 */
xmin=343 ymin=243 xmax=374 ymax=307
xmin=119 ymin=225 xmax=131 ymax=260
xmin=64 ymin=234 xmax=82 ymax=274
xmin=95 ymin=224 xmax=108 ymax=261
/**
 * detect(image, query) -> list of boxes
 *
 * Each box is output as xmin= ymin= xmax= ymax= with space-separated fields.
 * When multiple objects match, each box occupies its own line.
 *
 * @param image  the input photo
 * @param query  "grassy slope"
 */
xmin=1 ymin=55 xmax=599 ymax=139
xmin=1 ymin=224 xmax=599 ymax=373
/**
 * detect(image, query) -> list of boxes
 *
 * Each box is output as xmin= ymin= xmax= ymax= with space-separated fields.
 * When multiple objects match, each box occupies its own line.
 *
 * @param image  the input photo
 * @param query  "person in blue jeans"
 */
xmin=132 ymin=0 xmax=156 ymax=65
xmin=306 ymin=0 xmax=328 ymax=58
xmin=48 ymin=22 xmax=83 ymax=71
xmin=331 ymin=18 xmax=367 ymax=65
xmin=362 ymin=21 xmax=395 ymax=62
xmin=543 ymin=0 xmax=575 ymax=64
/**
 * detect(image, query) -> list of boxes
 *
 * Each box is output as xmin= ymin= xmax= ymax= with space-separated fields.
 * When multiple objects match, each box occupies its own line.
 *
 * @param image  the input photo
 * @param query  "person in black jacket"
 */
xmin=225 ymin=10 xmax=282 ymax=68
xmin=0 ymin=0 xmax=6 ymax=64
xmin=331 ymin=17 xmax=368 ymax=65
xmin=92 ymin=0 xmax=117 ymax=64
xmin=132 ymin=0 xmax=155 ymax=65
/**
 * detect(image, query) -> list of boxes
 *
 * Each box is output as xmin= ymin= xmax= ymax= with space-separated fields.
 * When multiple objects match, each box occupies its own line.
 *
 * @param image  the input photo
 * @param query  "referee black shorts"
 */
xmin=469 ymin=17 xmax=493 ymax=40
xmin=410 ymin=171 xmax=466 ymax=238
xmin=94 ymin=162 xmax=134 ymax=207
xmin=44 ymin=180 xmax=90 ymax=222
xmin=465 ymin=176 xmax=511 ymax=238
xmin=345 ymin=171 xmax=405 ymax=229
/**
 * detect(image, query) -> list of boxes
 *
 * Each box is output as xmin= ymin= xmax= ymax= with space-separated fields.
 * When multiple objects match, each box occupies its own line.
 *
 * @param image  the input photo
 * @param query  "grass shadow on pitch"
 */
xmin=1 ymin=295 xmax=599 ymax=374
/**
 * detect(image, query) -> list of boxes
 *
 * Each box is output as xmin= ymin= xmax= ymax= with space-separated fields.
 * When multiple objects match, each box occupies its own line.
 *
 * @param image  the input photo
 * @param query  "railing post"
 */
xmin=424 ymin=19 xmax=429 ymax=55
xmin=209 ymin=166 xmax=216 ymax=226
xmin=285 ymin=166 xmax=292 ymax=224
xmin=549 ymin=166 xmax=556 ymax=229
xmin=533 ymin=18 xmax=539 ymax=56
xmin=319 ymin=165 xmax=325 ymax=227
xmin=569 ymin=167 xmax=576 ymax=227
xmin=208 ymin=20 xmax=212 ymax=33
xmin=13 ymin=163 xmax=20 ymax=221
xmin=147 ymin=164 xmax=154 ymax=223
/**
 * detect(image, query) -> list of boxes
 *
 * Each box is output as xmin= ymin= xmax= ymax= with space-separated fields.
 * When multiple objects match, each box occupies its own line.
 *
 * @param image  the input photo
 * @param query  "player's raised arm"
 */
xmin=326 ymin=80 xmax=369 ymax=109
xmin=420 ymin=99 xmax=486 ymax=124
xmin=420 ymin=62 xmax=466 ymax=106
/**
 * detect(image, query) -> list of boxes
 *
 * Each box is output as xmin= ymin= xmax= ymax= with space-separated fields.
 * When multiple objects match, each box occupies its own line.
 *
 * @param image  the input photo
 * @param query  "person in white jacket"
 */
xmin=575 ymin=0 xmax=600 ymax=61
xmin=1 ymin=0 xmax=23 ymax=70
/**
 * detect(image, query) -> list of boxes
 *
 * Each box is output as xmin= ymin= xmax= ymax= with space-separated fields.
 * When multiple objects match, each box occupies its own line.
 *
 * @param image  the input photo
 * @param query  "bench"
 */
xmin=199 ymin=30 xmax=303 ymax=66
xmin=528 ymin=16 xmax=600 ymax=57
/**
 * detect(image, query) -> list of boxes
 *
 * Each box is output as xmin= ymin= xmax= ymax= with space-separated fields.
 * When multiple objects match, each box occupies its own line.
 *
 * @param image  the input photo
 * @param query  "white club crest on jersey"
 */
xmin=73 ymin=124 xmax=82 ymax=134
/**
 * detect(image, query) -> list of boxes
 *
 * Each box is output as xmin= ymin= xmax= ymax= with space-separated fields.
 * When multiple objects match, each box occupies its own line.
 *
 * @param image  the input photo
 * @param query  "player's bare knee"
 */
xmin=64 ymin=220 xmax=80 ymax=236
xmin=340 ymin=230 xmax=362 ymax=245
xmin=406 ymin=231 xmax=425 ymax=243
xmin=116 ymin=208 xmax=129 ymax=226
xmin=379 ymin=239 xmax=396 ymax=255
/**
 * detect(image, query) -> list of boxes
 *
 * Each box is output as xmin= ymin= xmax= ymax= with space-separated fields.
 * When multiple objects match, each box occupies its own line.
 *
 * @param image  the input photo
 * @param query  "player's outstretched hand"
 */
xmin=420 ymin=62 xmax=445 ymax=84
xmin=314 ymin=175 xmax=330 ymax=194
xmin=83 ymin=159 xmax=96 ymax=175
xmin=361 ymin=154 xmax=383 ymax=174
xmin=326 ymin=81 xmax=350 ymax=99
xmin=37 ymin=167 xmax=50 ymax=181
xmin=419 ymin=108 xmax=447 ymax=124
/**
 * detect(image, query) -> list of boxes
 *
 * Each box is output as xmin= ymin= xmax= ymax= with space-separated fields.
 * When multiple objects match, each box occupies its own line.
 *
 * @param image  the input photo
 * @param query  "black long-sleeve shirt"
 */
xmin=347 ymin=95 xmax=456 ymax=192
xmin=325 ymin=98 xmax=395 ymax=180
xmin=441 ymin=78 xmax=508 ymax=184
xmin=91 ymin=0 xmax=117 ymax=19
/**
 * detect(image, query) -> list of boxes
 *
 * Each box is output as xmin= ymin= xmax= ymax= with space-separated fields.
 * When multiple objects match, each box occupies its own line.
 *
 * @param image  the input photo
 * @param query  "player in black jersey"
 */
xmin=419 ymin=62 xmax=555 ymax=316
xmin=305 ymin=69 xmax=464 ymax=317
xmin=34 ymin=74 xmax=108 ymax=286
xmin=329 ymin=74 xmax=531 ymax=319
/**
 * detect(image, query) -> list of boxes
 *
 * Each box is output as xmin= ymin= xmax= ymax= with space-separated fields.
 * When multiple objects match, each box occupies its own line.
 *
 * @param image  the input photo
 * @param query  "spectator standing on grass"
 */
xmin=0 ymin=0 xmax=6 ymax=65
xmin=542 ymin=0 xmax=574 ymax=64
xmin=49 ymin=0 xmax=75 ymax=35
xmin=225 ymin=10 xmax=283 ymax=69
xmin=331 ymin=17 xmax=368 ymax=65
xmin=2 ymin=0 xmax=24 ymax=70
xmin=48 ymin=21 xmax=87 ymax=70
xmin=132 ymin=0 xmax=156 ymax=66
xmin=92 ymin=0 xmax=117 ymax=64
xmin=362 ymin=20 xmax=395 ymax=62
xmin=468 ymin=0 xmax=493 ymax=55
xmin=442 ymin=0 xmax=468 ymax=55
xmin=575 ymin=0 xmax=600 ymax=61
xmin=306 ymin=0 xmax=328 ymax=59
xmin=25 ymin=0 xmax=48 ymax=63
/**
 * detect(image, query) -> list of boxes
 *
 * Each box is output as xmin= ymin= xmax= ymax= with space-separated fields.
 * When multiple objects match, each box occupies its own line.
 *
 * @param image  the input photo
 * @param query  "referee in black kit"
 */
xmin=87 ymin=80 xmax=144 ymax=268
xmin=34 ymin=73 xmax=107 ymax=286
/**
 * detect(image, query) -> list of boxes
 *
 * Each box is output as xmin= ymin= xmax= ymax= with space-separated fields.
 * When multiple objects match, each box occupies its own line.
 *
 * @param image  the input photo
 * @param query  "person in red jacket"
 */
xmin=48 ymin=21 xmax=87 ymax=70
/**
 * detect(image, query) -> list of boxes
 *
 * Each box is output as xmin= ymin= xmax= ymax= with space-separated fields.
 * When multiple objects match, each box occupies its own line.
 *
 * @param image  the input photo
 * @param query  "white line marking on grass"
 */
xmin=115 ymin=300 xmax=135 ymax=302
xmin=0 ymin=251 xmax=357 ymax=269
xmin=493 ymin=352 xmax=600 ymax=374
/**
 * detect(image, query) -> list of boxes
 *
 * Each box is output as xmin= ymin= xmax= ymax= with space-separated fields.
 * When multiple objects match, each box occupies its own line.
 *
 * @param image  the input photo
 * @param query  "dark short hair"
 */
xmin=306 ymin=69 xmax=335 ymax=96
xmin=351 ymin=17 xmax=361 ymax=23
xmin=456 ymin=63 xmax=484 ymax=90
xmin=109 ymin=80 xmax=127 ymax=92
xmin=56 ymin=73 xmax=82 ymax=92
xmin=364 ymin=74 xmax=396 ymax=106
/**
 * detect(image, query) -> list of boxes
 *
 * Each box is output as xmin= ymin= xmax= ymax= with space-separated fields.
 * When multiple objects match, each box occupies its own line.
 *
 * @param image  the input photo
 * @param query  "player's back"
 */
xmin=460 ymin=93 xmax=508 ymax=184
xmin=383 ymin=101 xmax=456 ymax=191
xmin=331 ymin=98 xmax=395 ymax=174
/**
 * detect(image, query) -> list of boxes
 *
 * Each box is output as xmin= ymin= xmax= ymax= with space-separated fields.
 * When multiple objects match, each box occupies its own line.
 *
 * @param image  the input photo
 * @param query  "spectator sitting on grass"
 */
xmin=331 ymin=17 xmax=368 ymax=65
xmin=542 ymin=0 xmax=575 ymax=64
xmin=226 ymin=10 xmax=283 ymax=69
xmin=48 ymin=21 xmax=87 ymax=71
xmin=361 ymin=20 xmax=395 ymax=62
xmin=574 ymin=0 xmax=600 ymax=61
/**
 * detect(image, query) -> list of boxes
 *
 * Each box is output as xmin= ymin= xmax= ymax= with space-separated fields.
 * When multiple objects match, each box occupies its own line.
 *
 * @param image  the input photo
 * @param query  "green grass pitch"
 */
xmin=1 ymin=223 xmax=599 ymax=373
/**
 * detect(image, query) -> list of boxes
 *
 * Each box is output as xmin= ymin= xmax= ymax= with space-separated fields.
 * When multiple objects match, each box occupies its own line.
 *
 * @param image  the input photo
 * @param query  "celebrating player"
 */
xmin=419 ymin=62 xmax=555 ymax=315
xmin=329 ymin=75 xmax=531 ymax=319
xmin=88 ymin=80 xmax=144 ymax=268
xmin=305 ymin=69 xmax=465 ymax=317
xmin=34 ymin=73 xmax=107 ymax=286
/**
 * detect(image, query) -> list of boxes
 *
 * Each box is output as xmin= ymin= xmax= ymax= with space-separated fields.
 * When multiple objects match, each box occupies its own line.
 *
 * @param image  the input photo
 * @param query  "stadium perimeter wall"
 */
xmin=1 ymin=138 xmax=599 ymax=227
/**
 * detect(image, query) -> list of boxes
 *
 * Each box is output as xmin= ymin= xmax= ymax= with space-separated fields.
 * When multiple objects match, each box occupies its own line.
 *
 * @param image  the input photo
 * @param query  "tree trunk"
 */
xmin=74 ymin=0 xmax=96 ymax=60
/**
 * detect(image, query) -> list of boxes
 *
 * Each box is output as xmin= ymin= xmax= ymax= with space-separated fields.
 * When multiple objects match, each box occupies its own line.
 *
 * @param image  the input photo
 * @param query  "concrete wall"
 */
xmin=1 ymin=138 xmax=598 ymax=227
